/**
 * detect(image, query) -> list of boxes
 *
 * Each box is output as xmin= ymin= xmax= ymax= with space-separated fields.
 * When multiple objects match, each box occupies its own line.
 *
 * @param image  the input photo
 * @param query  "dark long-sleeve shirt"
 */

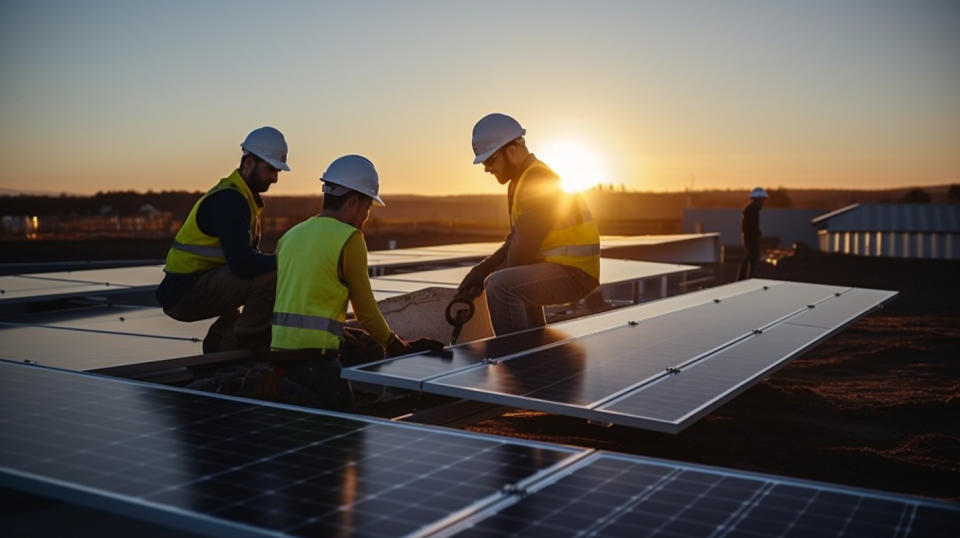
xmin=741 ymin=201 xmax=761 ymax=240
xmin=156 ymin=190 xmax=276 ymax=308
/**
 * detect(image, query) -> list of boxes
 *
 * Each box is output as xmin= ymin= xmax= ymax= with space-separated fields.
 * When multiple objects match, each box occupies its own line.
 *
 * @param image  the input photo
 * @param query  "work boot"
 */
xmin=202 ymin=310 xmax=241 ymax=353
xmin=236 ymin=330 xmax=272 ymax=358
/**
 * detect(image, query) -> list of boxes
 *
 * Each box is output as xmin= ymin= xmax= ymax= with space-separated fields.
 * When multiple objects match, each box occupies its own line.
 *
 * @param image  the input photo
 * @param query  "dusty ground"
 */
xmin=438 ymin=254 xmax=960 ymax=501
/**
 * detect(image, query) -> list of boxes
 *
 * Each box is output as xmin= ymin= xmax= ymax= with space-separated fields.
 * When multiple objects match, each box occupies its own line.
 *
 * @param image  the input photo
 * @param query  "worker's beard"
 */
xmin=496 ymin=161 xmax=520 ymax=185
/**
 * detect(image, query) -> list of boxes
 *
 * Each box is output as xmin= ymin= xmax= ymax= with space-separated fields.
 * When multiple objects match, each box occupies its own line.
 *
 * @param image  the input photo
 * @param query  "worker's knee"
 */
xmin=483 ymin=270 xmax=511 ymax=298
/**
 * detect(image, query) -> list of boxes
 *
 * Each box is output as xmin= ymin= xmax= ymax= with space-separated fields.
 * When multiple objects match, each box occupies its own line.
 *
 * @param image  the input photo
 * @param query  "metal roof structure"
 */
xmin=812 ymin=204 xmax=960 ymax=232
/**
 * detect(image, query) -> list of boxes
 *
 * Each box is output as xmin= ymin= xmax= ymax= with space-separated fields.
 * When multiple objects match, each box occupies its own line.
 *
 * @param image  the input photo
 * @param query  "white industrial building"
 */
xmin=812 ymin=204 xmax=960 ymax=259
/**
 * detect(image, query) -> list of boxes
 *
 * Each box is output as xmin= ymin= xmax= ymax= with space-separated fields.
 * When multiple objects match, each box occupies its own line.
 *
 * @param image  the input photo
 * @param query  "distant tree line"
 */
xmin=0 ymin=190 xmax=325 ymax=222
xmin=2 ymin=184 xmax=957 ymax=221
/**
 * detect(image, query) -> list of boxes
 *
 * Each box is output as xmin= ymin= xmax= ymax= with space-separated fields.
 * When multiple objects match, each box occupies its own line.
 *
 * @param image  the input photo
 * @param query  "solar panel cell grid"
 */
xmin=0 ymin=361 xmax=580 ymax=537
xmin=431 ymin=285 xmax=845 ymax=407
xmin=600 ymin=323 xmax=828 ymax=424
xmin=452 ymin=454 xmax=958 ymax=538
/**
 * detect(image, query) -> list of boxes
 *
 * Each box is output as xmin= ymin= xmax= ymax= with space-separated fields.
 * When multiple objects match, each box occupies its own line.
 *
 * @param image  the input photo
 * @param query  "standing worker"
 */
xmin=737 ymin=187 xmax=768 ymax=280
xmin=455 ymin=113 xmax=600 ymax=336
xmin=157 ymin=126 xmax=288 ymax=352
xmin=270 ymin=155 xmax=443 ymax=410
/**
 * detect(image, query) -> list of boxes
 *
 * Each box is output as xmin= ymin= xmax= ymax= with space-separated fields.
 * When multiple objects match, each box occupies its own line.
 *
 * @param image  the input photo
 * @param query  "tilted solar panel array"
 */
xmin=345 ymin=279 xmax=897 ymax=432
xmin=1 ymin=361 xmax=956 ymax=537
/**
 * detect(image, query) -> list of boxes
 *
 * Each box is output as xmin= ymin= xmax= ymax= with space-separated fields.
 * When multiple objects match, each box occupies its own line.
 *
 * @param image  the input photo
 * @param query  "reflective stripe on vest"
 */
xmin=272 ymin=312 xmax=344 ymax=336
xmin=170 ymin=240 xmax=225 ymax=260
xmin=540 ymin=244 xmax=600 ymax=258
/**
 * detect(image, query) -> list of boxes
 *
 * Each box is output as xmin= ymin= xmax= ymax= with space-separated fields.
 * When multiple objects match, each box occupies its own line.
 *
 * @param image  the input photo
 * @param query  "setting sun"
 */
xmin=538 ymin=139 xmax=610 ymax=193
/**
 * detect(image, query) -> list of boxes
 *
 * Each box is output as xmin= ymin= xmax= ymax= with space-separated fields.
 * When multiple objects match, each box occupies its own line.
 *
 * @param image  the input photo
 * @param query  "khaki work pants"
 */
xmin=164 ymin=266 xmax=276 ymax=350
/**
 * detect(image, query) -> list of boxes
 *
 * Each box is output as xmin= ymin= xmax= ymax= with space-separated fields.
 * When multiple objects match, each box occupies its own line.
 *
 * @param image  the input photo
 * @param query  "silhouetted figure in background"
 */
xmin=737 ymin=187 xmax=767 ymax=280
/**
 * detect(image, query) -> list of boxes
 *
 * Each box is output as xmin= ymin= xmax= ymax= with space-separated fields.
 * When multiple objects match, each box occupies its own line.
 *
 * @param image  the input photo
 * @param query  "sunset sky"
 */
xmin=1 ymin=0 xmax=958 ymax=196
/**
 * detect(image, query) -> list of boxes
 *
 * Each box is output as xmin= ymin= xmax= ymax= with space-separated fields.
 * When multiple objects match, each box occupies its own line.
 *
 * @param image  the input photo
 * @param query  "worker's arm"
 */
xmin=197 ymin=190 xmax=276 ymax=277
xmin=506 ymin=173 xmax=556 ymax=267
xmin=341 ymin=232 xmax=393 ymax=348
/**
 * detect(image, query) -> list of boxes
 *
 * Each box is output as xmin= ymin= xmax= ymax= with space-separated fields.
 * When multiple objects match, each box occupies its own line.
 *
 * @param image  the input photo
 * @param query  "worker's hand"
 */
xmin=385 ymin=333 xmax=412 ymax=357
xmin=407 ymin=338 xmax=444 ymax=354
xmin=342 ymin=326 xmax=367 ymax=342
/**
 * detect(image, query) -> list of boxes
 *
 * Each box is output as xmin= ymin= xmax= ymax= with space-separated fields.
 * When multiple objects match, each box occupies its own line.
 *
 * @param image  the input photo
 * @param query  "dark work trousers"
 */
xmin=270 ymin=350 xmax=355 ymax=412
xmin=737 ymin=235 xmax=761 ymax=280
xmin=164 ymin=266 xmax=276 ymax=352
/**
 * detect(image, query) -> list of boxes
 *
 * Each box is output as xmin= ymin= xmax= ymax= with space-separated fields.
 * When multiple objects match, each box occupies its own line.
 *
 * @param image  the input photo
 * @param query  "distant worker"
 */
xmin=737 ymin=187 xmax=767 ymax=280
xmin=455 ymin=114 xmax=600 ymax=335
xmin=157 ymin=126 xmax=288 ymax=352
xmin=270 ymin=155 xmax=444 ymax=410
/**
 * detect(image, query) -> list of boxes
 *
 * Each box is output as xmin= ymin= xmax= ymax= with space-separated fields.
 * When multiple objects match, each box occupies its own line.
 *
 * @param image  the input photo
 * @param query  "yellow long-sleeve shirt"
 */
xmin=340 ymin=232 xmax=392 ymax=347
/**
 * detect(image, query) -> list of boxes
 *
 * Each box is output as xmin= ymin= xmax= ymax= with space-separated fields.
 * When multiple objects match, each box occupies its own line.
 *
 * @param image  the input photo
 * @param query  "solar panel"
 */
xmin=0 ymin=275 xmax=135 ymax=302
xmin=18 ymin=265 xmax=165 ymax=288
xmin=444 ymin=452 xmax=959 ymax=537
xmin=0 ymin=325 xmax=202 ymax=371
xmin=3 ymin=361 xmax=955 ymax=537
xmin=599 ymin=233 xmax=722 ymax=264
xmin=9 ymin=306 xmax=211 ymax=341
xmin=369 ymin=277 xmax=456 ymax=294
xmin=600 ymin=234 xmax=717 ymax=247
xmin=0 ymin=266 xmax=163 ymax=304
xmin=347 ymin=279 xmax=788 ymax=388
xmin=0 ymin=360 xmax=582 ymax=537
xmin=375 ymin=259 xmax=697 ymax=288
xmin=346 ymin=280 xmax=897 ymax=432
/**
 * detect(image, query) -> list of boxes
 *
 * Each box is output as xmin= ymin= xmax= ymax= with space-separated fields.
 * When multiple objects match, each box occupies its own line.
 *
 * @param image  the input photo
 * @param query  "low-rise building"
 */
xmin=812 ymin=203 xmax=960 ymax=259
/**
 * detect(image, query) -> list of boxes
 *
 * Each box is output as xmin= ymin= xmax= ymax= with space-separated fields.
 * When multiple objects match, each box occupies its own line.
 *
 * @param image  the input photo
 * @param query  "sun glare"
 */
xmin=538 ymin=139 xmax=610 ymax=193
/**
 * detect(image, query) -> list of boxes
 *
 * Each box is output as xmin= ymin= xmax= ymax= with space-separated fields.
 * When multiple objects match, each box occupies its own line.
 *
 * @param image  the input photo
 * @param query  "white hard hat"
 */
xmin=471 ymin=113 xmax=526 ymax=164
xmin=749 ymin=187 xmax=768 ymax=199
xmin=241 ymin=127 xmax=290 ymax=171
xmin=321 ymin=155 xmax=385 ymax=206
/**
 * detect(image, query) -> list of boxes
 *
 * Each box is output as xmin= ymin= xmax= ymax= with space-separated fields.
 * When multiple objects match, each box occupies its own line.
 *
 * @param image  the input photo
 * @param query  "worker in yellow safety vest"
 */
xmin=270 ymin=154 xmax=443 ymax=410
xmin=157 ymin=126 xmax=289 ymax=352
xmin=455 ymin=114 xmax=600 ymax=335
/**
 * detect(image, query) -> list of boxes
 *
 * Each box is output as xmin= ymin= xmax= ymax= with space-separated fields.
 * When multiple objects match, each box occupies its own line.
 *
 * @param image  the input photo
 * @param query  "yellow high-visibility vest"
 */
xmin=164 ymin=170 xmax=262 ymax=274
xmin=510 ymin=161 xmax=600 ymax=280
xmin=271 ymin=217 xmax=357 ymax=351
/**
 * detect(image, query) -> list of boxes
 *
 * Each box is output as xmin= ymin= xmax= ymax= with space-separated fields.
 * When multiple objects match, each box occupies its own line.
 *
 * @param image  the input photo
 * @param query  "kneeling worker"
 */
xmin=270 ymin=155 xmax=443 ymax=410
xmin=456 ymin=113 xmax=601 ymax=335
xmin=157 ymin=126 xmax=288 ymax=352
